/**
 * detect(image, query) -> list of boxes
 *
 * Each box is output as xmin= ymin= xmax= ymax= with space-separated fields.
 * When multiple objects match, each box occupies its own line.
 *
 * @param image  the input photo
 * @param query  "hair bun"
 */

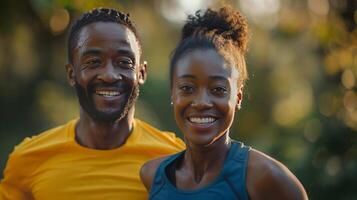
xmin=182 ymin=6 xmax=249 ymax=53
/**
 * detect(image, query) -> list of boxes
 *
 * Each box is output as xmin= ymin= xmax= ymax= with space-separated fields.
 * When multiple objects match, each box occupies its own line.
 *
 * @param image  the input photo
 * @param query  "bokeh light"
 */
xmin=158 ymin=0 xmax=216 ymax=24
xmin=239 ymin=0 xmax=280 ymax=29
xmin=341 ymin=69 xmax=355 ymax=89
xmin=49 ymin=9 xmax=70 ymax=35
xmin=308 ymin=0 xmax=330 ymax=16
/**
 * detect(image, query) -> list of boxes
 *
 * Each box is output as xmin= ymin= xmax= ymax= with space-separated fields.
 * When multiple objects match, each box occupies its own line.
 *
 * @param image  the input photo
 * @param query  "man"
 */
xmin=0 ymin=8 xmax=184 ymax=199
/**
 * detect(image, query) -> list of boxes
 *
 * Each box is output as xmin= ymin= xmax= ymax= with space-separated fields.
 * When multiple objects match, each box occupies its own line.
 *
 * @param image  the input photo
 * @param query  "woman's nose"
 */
xmin=190 ymin=91 xmax=213 ymax=109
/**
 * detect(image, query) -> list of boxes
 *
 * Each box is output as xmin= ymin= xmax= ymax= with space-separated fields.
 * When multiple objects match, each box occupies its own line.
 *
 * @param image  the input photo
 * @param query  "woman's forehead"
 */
xmin=173 ymin=49 xmax=239 ymax=80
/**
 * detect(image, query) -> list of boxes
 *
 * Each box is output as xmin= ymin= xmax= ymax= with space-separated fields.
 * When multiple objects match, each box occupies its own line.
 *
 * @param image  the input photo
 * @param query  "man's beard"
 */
xmin=74 ymin=79 xmax=139 ymax=123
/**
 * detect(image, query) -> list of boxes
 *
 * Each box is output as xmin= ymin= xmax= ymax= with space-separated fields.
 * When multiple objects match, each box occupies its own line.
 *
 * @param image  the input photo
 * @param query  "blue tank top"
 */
xmin=149 ymin=141 xmax=251 ymax=200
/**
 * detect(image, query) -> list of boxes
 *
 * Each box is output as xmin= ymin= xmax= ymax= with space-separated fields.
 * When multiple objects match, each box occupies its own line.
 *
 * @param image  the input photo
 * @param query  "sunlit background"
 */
xmin=0 ymin=0 xmax=356 ymax=199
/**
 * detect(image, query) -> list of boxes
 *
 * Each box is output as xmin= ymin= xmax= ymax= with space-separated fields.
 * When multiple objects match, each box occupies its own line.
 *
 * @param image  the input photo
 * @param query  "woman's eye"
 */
xmin=212 ymin=87 xmax=227 ymax=95
xmin=180 ymin=85 xmax=194 ymax=93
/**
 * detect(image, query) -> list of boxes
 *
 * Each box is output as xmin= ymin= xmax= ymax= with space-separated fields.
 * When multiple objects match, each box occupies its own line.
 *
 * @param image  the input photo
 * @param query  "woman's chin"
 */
xmin=185 ymin=132 xmax=229 ymax=149
xmin=186 ymin=135 xmax=217 ymax=148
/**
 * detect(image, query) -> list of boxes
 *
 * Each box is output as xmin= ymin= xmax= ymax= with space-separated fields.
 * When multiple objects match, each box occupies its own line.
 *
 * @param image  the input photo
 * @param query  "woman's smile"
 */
xmin=187 ymin=116 xmax=218 ymax=131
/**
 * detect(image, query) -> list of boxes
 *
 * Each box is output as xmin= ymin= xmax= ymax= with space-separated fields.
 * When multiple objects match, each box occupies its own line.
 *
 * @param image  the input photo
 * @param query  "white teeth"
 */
xmin=96 ymin=90 xmax=120 ymax=97
xmin=189 ymin=117 xmax=216 ymax=124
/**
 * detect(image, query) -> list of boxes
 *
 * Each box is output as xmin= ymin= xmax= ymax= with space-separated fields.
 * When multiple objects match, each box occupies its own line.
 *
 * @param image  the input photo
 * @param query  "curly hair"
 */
xmin=67 ymin=8 xmax=141 ymax=63
xmin=170 ymin=6 xmax=249 ymax=87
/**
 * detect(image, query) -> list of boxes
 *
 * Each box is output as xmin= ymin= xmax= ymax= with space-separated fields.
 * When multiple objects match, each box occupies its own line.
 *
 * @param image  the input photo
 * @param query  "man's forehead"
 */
xmin=74 ymin=22 xmax=140 ymax=56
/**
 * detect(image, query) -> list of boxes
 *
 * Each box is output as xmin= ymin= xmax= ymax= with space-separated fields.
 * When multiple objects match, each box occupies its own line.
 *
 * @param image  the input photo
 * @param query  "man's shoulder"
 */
xmin=13 ymin=119 xmax=76 ymax=155
xmin=134 ymin=119 xmax=185 ymax=150
xmin=134 ymin=119 xmax=172 ymax=136
xmin=2 ymin=119 xmax=77 ymax=186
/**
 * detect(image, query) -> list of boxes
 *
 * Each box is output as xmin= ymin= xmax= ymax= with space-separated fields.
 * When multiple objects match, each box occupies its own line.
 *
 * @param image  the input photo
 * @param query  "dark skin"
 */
xmin=65 ymin=22 xmax=147 ymax=150
xmin=140 ymin=49 xmax=308 ymax=199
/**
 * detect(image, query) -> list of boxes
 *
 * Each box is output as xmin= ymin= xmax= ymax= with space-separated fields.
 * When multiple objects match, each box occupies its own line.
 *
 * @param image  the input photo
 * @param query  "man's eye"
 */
xmin=116 ymin=58 xmax=134 ymax=69
xmin=85 ymin=59 xmax=101 ymax=67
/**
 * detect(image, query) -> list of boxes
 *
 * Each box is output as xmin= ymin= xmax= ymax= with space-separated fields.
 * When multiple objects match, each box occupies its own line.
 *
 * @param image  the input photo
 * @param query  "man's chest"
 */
xmin=29 ymin=153 xmax=148 ymax=199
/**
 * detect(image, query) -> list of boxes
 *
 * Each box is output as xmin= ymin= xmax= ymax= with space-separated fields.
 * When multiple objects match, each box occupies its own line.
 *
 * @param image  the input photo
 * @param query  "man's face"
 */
xmin=67 ymin=22 xmax=145 ymax=122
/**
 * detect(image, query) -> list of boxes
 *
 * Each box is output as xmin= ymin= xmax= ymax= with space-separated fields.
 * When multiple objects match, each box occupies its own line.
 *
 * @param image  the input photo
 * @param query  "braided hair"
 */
xmin=67 ymin=8 xmax=141 ymax=63
xmin=170 ymin=6 xmax=249 ymax=88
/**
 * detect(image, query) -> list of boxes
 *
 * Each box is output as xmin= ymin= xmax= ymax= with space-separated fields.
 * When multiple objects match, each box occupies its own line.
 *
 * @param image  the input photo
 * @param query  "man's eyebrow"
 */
xmin=117 ymin=49 xmax=135 ymax=57
xmin=80 ymin=48 xmax=102 ymax=57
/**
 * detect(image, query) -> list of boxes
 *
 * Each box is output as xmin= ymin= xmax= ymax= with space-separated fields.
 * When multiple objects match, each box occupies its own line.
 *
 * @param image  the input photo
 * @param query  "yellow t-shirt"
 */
xmin=0 ymin=119 xmax=185 ymax=200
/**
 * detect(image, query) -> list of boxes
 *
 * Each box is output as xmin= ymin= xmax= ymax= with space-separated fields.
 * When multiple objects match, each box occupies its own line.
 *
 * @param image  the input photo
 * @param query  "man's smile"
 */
xmin=95 ymin=89 xmax=122 ymax=97
xmin=91 ymin=82 xmax=130 ymax=99
xmin=92 ymin=86 xmax=129 ymax=103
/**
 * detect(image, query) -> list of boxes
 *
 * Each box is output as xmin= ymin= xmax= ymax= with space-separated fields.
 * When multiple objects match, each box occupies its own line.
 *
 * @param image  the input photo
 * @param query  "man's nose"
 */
xmin=98 ymin=62 xmax=122 ymax=83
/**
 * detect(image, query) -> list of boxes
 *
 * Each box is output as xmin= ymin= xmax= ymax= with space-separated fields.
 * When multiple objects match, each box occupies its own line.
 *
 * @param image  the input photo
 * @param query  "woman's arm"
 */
xmin=246 ymin=149 xmax=308 ymax=200
xmin=140 ymin=156 xmax=168 ymax=192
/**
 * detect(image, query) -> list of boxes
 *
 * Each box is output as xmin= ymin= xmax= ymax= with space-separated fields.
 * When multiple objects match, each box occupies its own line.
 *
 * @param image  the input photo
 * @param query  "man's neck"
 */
xmin=75 ymin=108 xmax=135 ymax=150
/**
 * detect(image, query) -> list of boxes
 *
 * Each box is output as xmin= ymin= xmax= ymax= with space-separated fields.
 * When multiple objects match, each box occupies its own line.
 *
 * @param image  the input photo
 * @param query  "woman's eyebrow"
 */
xmin=209 ymin=75 xmax=229 ymax=81
xmin=177 ymin=74 xmax=195 ymax=79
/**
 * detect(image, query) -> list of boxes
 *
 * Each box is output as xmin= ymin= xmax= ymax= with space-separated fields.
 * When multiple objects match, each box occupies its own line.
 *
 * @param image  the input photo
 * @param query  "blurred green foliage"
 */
xmin=0 ymin=0 xmax=356 ymax=199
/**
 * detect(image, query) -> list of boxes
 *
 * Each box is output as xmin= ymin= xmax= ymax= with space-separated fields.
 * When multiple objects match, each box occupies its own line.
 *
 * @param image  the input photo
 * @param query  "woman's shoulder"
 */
xmin=140 ymin=156 xmax=169 ymax=192
xmin=141 ymin=150 xmax=185 ymax=192
xmin=246 ymin=149 xmax=308 ymax=200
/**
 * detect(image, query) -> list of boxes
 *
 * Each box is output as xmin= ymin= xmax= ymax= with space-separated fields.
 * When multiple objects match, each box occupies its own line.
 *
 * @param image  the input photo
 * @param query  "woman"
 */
xmin=140 ymin=6 xmax=308 ymax=200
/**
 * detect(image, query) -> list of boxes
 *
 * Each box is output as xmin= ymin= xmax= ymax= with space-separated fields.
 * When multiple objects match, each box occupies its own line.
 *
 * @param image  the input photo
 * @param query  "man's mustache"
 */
xmin=88 ymin=82 xmax=131 ymax=92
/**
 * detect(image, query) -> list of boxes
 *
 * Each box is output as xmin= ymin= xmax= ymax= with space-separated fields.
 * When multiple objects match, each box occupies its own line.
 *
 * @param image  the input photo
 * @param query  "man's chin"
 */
xmin=89 ymin=110 xmax=124 ymax=122
xmin=84 ymin=98 xmax=133 ymax=123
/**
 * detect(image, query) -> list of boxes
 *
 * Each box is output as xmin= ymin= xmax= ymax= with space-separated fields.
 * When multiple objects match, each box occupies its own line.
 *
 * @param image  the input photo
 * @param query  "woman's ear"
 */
xmin=65 ymin=63 xmax=76 ymax=86
xmin=236 ymin=87 xmax=243 ymax=110
xmin=170 ymin=94 xmax=174 ymax=106
xmin=138 ymin=61 xmax=147 ymax=85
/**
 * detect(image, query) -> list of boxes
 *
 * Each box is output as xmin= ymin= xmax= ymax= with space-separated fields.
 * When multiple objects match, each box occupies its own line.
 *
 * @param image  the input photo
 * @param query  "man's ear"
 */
xmin=138 ymin=61 xmax=147 ymax=85
xmin=65 ymin=63 xmax=76 ymax=87
xmin=236 ymin=87 xmax=243 ymax=111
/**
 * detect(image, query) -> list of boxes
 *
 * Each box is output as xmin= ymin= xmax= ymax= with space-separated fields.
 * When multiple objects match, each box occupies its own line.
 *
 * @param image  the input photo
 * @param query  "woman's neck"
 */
xmin=182 ymin=135 xmax=232 ymax=184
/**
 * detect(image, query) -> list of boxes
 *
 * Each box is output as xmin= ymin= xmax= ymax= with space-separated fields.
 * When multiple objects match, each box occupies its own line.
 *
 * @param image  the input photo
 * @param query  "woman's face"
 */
xmin=171 ymin=49 xmax=242 ymax=146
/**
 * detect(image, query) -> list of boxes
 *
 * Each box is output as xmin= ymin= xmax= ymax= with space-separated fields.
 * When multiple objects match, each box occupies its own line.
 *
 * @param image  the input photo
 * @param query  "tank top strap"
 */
xmin=149 ymin=151 xmax=185 ymax=199
xmin=222 ymin=141 xmax=251 ymax=200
